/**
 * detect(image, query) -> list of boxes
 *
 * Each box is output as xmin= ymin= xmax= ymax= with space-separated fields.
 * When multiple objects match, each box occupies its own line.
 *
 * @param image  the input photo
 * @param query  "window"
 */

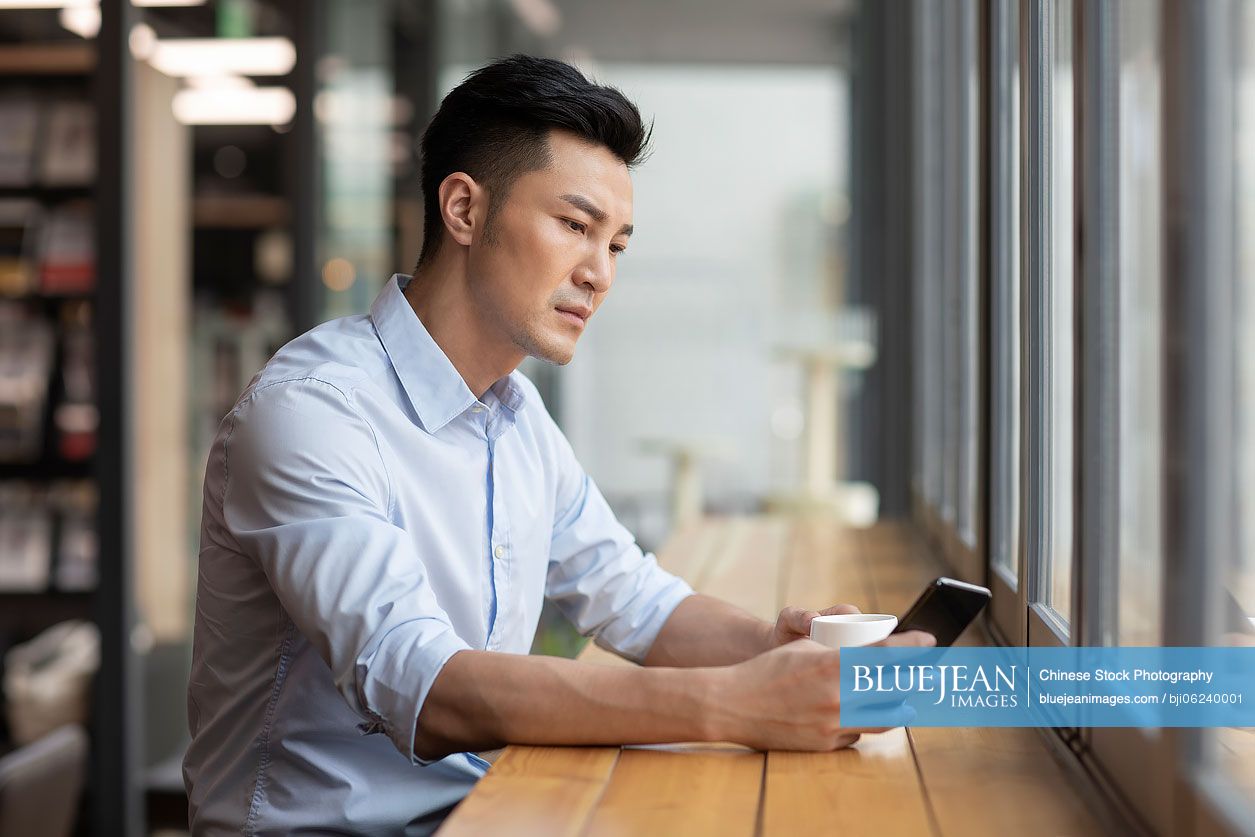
xmin=1043 ymin=0 xmax=1076 ymax=627
xmin=990 ymin=0 xmax=1021 ymax=585
xmin=1022 ymin=0 xmax=1076 ymax=637
xmin=952 ymin=0 xmax=979 ymax=550
xmin=1233 ymin=0 xmax=1255 ymax=660
xmin=1115 ymin=0 xmax=1162 ymax=647
xmin=913 ymin=0 xmax=945 ymax=516
xmin=1159 ymin=1 xmax=1253 ymax=831
xmin=915 ymin=0 xmax=1254 ymax=830
xmin=1220 ymin=0 xmax=1255 ymax=808
xmin=911 ymin=0 xmax=980 ymax=578
xmin=988 ymin=0 xmax=1024 ymax=645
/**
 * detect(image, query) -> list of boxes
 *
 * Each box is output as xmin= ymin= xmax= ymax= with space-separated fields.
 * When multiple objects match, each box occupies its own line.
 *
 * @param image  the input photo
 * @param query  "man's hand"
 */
xmin=768 ymin=603 xmax=863 ymax=648
xmin=701 ymin=630 xmax=936 ymax=753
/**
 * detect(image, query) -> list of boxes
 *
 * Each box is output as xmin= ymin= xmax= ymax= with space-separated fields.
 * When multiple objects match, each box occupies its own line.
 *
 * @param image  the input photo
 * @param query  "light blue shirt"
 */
xmin=183 ymin=274 xmax=694 ymax=835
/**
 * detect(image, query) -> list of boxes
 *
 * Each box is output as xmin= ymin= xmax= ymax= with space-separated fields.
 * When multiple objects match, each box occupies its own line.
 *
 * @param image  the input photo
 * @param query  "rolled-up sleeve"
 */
xmin=219 ymin=377 xmax=470 ymax=764
xmin=542 ymin=429 xmax=694 ymax=663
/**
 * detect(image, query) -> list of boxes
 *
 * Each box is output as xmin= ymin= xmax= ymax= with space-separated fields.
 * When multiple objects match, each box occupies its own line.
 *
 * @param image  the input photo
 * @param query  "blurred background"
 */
xmin=0 ymin=0 xmax=1250 ymax=835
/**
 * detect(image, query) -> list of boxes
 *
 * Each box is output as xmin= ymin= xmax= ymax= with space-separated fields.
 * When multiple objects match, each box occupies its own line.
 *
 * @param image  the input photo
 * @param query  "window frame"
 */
xmin=911 ymin=0 xmax=984 ymax=585
xmin=1020 ymin=0 xmax=1077 ymax=648
xmin=1159 ymin=2 xmax=1246 ymax=834
xmin=912 ymin=0 xmax=945 ymax=526
xmin=987 ymin=0 xmax=1026 ymax=646
xmin=1076 ymin=1 xmax=1173 ymax=832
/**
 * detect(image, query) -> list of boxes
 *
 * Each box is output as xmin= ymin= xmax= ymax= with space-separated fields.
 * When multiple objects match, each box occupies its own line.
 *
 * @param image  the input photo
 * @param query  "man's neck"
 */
xmin=403 ymin=258 xmax=524 ymax=400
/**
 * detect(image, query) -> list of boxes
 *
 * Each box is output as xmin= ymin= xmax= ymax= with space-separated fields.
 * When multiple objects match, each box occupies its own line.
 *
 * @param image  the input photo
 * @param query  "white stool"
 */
xmin=768 ymin=342 xmax=879 ymax=525
xmin=638 ymin=437 xmax=730 ymax=528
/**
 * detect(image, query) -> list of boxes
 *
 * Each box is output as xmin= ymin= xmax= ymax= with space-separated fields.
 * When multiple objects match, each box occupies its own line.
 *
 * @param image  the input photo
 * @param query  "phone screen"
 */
xmin=892 ymin=577 xmax=991 ymax=646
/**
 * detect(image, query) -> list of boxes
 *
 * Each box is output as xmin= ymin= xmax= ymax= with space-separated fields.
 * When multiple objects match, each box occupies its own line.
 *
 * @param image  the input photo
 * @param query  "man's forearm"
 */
xmin=641 ymin=593 xmax=774 ymax=667
xmin=413 ymin=620 xmax=936 ymax=763
xmin=413 ymin=649 xmax=718 ymax=761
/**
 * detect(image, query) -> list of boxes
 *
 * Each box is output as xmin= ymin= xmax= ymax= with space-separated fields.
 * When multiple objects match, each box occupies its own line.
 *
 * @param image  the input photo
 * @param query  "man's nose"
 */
xmin=574 ymin=249 xmax=613 ymax=294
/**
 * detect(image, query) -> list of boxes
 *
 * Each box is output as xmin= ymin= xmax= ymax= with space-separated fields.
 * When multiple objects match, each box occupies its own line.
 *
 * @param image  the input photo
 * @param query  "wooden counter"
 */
xmin=438 ymin=517 xmax=1110 ymax=836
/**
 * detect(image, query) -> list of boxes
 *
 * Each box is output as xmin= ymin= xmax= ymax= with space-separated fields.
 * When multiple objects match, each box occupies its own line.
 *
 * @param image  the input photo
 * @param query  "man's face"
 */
xmin=466 ymin=129 xmax=634 ymax=365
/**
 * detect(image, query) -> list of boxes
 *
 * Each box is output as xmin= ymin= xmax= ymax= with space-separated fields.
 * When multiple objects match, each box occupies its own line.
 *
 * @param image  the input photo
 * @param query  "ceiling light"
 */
xmin=150 ymin=37 xmax=296 ymax=78
xmin=321 ymin=258 xmax=356 ymax=292
xmin=172 ymin=85 xmax=295 ymax=126
xmin=1 ymin=0 xmax=201 ymax=5
xmin=129 ymin=22 xmax=157 ymax=60
xmin=58 ymin=3 xmax=99 ymax=38
xmin=0 ymin=0 xmax=91 ymax=8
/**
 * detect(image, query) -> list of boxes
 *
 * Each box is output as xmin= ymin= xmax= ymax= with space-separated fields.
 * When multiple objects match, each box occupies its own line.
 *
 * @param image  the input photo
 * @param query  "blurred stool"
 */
xmin=0 ymin=723 xmax=88 ymax=837
xmin=638 ymin=437 xmax=731 ymax=528
xmin=768 ymin=342 xmax=878 ymax=525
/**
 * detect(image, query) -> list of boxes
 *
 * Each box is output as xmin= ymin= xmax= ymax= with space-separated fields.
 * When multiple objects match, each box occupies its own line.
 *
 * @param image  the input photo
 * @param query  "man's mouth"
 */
xmin=555 ymin=305 xmax=591 ymax=328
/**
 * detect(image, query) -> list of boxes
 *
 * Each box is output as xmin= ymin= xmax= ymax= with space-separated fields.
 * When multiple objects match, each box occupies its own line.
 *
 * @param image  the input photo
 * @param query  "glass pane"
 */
xmin=990 ymin=0 xmax=1020 ymax=581
xmin=1221 ymin=0 xmax=1255 ymax=805
xmin=1045 ymin=0 xmax=1076 ymax=624
xmin=914 ymin=1 xmax=945 ymax=511
xmin=939 ymin=0 xmax=956 ymax=526
xmin=1116 ymin=0 xmax=1163 ymax=646
xmin=956 ymin=0 xmax=979 ymax=546
xmin=317 ymin=0 xmax=393 ymax=322
xmin=1234 ymin=0 xmax=1255 ymax=635
xmin=937 ymin=0 xmax=978 ymax=539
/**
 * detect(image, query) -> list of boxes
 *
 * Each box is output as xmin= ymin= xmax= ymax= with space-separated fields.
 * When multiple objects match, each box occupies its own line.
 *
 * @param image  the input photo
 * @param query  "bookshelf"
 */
xmin=0 ymin=3 xmax=134 ymax=834
xmin=1 ymin=3 xmax=401 ymax=833
xmin=0 ymin=73 xmax=101 ymax=608
xmin=0 ymin=41 xmax=94 ymax=76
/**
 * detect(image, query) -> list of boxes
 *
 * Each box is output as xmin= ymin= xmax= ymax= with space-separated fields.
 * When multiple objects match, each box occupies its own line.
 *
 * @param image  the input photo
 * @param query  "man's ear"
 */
xmin=438 ymin=172 xmax=485 ymax=248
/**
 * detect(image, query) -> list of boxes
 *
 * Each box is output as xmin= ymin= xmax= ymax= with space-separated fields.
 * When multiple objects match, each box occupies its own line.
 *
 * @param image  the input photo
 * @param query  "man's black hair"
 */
xmin=415 ymin=54 xmax=652 ymax=270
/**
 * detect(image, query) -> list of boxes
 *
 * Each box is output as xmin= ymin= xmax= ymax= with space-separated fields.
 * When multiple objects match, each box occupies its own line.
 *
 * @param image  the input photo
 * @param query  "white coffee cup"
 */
xmin=809 ymin=613 xmax=898 ymax=648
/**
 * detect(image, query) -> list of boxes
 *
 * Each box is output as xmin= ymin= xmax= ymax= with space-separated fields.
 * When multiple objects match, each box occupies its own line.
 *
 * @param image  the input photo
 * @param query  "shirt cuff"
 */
xmin=356 ymin=619 xmax=472 ymax=766
xmin=593 ymin=570 xmax=696 ymax=664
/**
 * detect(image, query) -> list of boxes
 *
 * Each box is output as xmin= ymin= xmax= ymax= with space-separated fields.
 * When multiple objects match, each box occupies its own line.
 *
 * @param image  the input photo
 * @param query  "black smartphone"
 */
xmin=891 ymin=577 xmax=992 ymax=646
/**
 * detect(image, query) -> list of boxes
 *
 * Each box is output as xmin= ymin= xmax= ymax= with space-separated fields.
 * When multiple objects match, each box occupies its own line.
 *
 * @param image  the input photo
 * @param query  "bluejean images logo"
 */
xmin=851 ymin=660 xmax=1020 ymax=708
xmin=839 ymin=646 xmax=1255 ymax=728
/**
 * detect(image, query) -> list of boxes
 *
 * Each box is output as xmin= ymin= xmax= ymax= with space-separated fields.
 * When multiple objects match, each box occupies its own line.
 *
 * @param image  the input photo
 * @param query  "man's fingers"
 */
xmin=840 ymin=700 xmax=918 ymax=730
xmin=819 ymin=603 xmax=861 ymax=616
xmin=780 ymin=603 xmax=864 ymax=637
xmin=781 ymin=606 xmax=821 ymax=634
xmin=874 ymin=629 xmax=937 ymax=648
xmin=861 ymin=630 xmax=936 ymax=668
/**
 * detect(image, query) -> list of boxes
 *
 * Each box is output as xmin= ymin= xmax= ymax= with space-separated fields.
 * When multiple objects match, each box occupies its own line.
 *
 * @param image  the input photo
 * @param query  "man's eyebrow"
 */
xmin=560 ymin=193 xmax=633 ymax=237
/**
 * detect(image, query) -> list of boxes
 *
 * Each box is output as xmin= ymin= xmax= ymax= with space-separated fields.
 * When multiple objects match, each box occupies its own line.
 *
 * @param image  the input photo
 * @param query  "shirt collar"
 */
xmin=370 ymin=274 xmax=527 ymax=434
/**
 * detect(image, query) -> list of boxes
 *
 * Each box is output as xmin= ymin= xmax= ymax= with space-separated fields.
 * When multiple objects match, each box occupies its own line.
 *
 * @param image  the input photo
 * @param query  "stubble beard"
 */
xmin=510 ymin=301 xmax=577 ymax=366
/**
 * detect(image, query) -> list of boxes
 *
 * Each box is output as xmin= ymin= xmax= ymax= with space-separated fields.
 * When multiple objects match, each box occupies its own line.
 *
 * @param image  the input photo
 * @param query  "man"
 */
xmin=184 ymin=54 xmax=933 ymax=835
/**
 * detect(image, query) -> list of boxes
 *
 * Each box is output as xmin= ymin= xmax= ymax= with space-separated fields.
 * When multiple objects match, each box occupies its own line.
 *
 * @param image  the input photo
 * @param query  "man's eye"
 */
xmin=610 ymin=245 xmax=626 ymax=256
xmin=565 ymin=219 xmax=586 ymax=234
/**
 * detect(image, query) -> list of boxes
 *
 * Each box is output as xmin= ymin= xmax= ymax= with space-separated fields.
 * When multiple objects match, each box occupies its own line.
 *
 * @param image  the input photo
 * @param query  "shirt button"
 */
xmin=493 ymin=545 xmax=506 ymax=559
xmin=470 ymin=406 xmax=484 ymax=414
